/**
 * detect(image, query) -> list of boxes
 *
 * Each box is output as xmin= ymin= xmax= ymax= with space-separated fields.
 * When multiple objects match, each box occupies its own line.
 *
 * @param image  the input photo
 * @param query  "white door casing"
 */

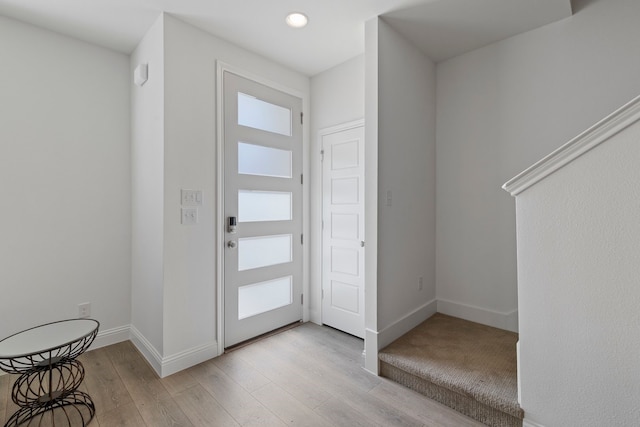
xmin=321 ymin=122 xmax=365 ymax=339
xmin=222 ymin=70 xmax=303 ymax=347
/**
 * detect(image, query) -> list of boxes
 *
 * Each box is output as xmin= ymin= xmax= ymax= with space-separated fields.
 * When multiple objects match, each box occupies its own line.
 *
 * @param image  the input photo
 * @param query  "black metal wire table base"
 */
xmin=4 ymin=358 xmax=95 ymax=426
xmin=4 ymin=390 xmax=95 ymax=427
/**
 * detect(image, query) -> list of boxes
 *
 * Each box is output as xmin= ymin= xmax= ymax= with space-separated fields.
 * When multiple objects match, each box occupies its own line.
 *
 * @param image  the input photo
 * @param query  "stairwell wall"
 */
xmin=435 ymin=0 xmax=640 ymax=332
xmin=506 ymin=101 xmax=640 ymax=427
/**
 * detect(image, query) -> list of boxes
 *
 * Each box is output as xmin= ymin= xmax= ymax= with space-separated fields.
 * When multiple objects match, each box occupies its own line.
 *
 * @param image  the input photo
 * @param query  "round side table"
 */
xmin=0 ymin=319 xmax=99 ymax=426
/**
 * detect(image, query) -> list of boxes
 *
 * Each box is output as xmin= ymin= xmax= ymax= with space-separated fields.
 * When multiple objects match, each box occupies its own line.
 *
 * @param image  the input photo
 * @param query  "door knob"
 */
xmin=227 ymin=240 xmax=237 ymax=249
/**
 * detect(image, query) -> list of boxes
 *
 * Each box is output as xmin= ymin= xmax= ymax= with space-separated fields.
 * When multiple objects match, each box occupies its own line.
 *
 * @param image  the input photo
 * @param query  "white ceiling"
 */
xmin=0 ymin=0 xmax=572 ymax=76
xmin=384 ymin=0 xmax=573 ymax=63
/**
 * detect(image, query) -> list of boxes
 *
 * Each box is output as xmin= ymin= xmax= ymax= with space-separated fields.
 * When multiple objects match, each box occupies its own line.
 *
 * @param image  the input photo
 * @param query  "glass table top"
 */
xmin=0 ymin=319 xmax=99 ymax=358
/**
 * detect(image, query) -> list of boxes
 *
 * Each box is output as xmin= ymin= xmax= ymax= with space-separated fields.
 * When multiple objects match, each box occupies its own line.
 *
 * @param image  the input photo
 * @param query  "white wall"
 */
xmin=0 ymin=16 xmax=131 ymax=342
xmin=311 ymin=55 xmax=365 ymax=131
xmin=131 ymin=15 xmax=165 ymax=355
xmin=130 ymin=14 xmax=309 ymax=375
xmin=161 ymin=14 xmax=218 ymax=362
xmin=370 ymin=18 xmax=438 ymax=355
xmin=509 ymin=105 xmax=640 ymax=427
xmin=435 ymin=0 xmax=640 ymax=332
xmin=310 ymin=54 xmax=365 ymax=323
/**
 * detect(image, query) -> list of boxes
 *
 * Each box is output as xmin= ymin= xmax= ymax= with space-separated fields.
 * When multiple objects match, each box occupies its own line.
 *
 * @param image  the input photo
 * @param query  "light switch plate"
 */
xmin=181 ymin=208 xmax=198 ymax=225
xmin=181 ymin=189 xmax=203 ymax=206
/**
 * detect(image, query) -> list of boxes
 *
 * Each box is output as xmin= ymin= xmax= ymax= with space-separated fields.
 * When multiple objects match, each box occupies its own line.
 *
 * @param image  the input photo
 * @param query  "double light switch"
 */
xmin=181 ymin=189 xmax=202 ymax=225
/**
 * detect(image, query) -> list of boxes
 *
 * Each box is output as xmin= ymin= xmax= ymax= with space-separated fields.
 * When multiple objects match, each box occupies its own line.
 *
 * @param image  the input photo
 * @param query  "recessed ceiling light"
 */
xmin=286 ymin=12 xmax=308 ymax=28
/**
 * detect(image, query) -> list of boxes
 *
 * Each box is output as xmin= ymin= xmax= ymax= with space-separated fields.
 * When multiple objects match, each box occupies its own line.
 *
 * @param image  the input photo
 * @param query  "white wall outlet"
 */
xmin=386 ymin=190 xmax=392 ymax=206
xmin=181 ymin=189 xmax=203 ymax=206
xmin=181 ymin=208 xmax=198 ymax=225
xmin=78 ymin=302 xmax=91 ymax=318
xmin=419 ymin=276 xmax=424 ymax=291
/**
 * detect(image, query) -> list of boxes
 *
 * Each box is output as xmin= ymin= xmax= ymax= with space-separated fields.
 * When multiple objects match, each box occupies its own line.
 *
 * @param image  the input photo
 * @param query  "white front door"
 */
xmin=223 ymin=71 xmax=303 ymax=347
xmin=321 ymin=123 xmax=365 ymax=339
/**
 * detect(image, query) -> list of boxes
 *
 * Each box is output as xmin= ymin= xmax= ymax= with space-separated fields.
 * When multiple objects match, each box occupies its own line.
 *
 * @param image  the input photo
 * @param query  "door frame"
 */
xmin=318 ymin=119 xmax=365 ymax=328
xmin=216 ymin=61 xmax=310 ymax=356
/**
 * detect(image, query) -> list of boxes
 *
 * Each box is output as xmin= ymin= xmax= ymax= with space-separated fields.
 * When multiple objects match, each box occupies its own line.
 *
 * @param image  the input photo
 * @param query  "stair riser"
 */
xmin=380 ymin=362 xmax=522 ymax=427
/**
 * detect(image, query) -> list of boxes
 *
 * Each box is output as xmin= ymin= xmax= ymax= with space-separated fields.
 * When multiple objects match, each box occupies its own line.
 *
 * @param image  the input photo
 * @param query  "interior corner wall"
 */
xmin=435 ymin=0 xmax=640 ymax=332
xmin=376 ymin=19 xmax=437 ymax=343
xmin=310 ymin=54 xmax=365 ymax=324
xmin=0 ymin=15 xmax=131 ymax=342
xmin=131 ymin=14 xmax=165 ymax=356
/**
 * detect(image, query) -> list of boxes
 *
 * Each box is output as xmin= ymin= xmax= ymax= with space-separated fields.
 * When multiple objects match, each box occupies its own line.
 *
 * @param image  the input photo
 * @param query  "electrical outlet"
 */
xmin=78 ymin=302 xmax=91 ymax=318
xmin=418 ymin=277 xmax=424 ymax=291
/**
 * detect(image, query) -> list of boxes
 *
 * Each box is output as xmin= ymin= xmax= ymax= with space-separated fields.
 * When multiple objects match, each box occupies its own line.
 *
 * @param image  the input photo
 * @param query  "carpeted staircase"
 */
xmin=378 ymin=313 xmax=524 ymax=427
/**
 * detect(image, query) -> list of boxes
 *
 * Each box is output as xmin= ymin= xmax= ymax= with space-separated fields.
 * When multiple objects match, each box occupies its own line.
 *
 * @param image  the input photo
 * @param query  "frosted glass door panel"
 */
xmin=224 ymin=71 xmax=302 ymax=347
xmin=238 ymin=142 xmax=292 ymax=178
xmin=238 ymin=234 xmax=292 ymax=271
xmin=238 ymin=92 xmax=292 ymax=136
xmin=238 ymin=190 xmax=292 ymax=222
xmin=238 ymin=276 xmax=293 ymax=320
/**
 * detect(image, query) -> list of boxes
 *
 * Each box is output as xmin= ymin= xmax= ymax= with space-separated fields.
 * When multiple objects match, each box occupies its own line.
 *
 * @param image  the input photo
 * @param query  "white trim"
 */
xmin=364 ymin=328 xmax=380 ymax=375
xmin=523 ymin=419 xmax=546 ymax=427
xmin=215 ymin=60 xmax=225 ymax=357
xmin=378 ymin=299 xmax=438 ymax=349
xmin=317 ymin=119 xmax=365 ymax=328
xmin=318 ymin=119 xmax=365 ymax=137
xmin=130 ymin=325 xmax=217 ymax=378
xmin=159 ymin=340 xmax=218 ymax=378
xmin=363 ymin=299 xmax=437 ymax=375
xmin=215 ymin=61 xmax=309 ymax=354
xmin=517 ymin=340 xmax=522 ymax=405
xmin=90 ymin=325 xmax=130 ymax=350
xmin=503 ymin=94 xmax=640 ymax=196
xmin=130 ymin=325 xmax=163 ymax=375
xmin=437 ymin=299 xmax=518 ymax=332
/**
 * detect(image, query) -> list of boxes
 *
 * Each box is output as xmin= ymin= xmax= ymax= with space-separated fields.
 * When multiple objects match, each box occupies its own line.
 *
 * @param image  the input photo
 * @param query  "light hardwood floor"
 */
xmin=0 ymin=323 xmax=484 ymax=426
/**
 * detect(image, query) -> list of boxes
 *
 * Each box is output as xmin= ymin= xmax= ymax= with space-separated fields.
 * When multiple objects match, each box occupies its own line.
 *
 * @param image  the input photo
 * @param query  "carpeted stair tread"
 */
xmin=379 ymin=313 xmax=523 ymax=424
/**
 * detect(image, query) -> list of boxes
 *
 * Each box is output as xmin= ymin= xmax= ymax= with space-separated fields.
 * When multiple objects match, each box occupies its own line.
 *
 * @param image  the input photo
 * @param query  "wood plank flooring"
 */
xmin=1 ymin=323 xmax=485 ymax=426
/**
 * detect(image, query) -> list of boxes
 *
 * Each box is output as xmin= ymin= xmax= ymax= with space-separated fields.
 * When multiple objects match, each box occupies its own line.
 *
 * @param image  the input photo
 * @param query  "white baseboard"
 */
xmin=364 ymin=328 xmax=380 ymax=375
xmin=90 ymin=325 xmax=130 ymax=350
xmin=129 ymin=325 xmax=217 ymax=378
xmin=523 ymin=419 xmax=546 ymax=427
xmin=437 ymin=299 xmax=518 ymax=332
xmin=160 ymin=340 xmax=218 ymax=378
xmin=363 ymin=299 xmax=437 ymax=376
xmin=378 ymin=299 xmax=438 ymax=349
xmin=309 ymin=307 xmax=321 ymax=325
xmin=130 ymin=325 xmax=163 ymax=375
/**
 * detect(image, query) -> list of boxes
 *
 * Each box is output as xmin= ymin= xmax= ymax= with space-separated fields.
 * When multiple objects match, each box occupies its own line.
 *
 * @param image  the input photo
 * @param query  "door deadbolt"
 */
xmin=227 ymin=240 xmax=237 ymax=249
xmin=228 ymin=216 xmax=237 ymax=234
